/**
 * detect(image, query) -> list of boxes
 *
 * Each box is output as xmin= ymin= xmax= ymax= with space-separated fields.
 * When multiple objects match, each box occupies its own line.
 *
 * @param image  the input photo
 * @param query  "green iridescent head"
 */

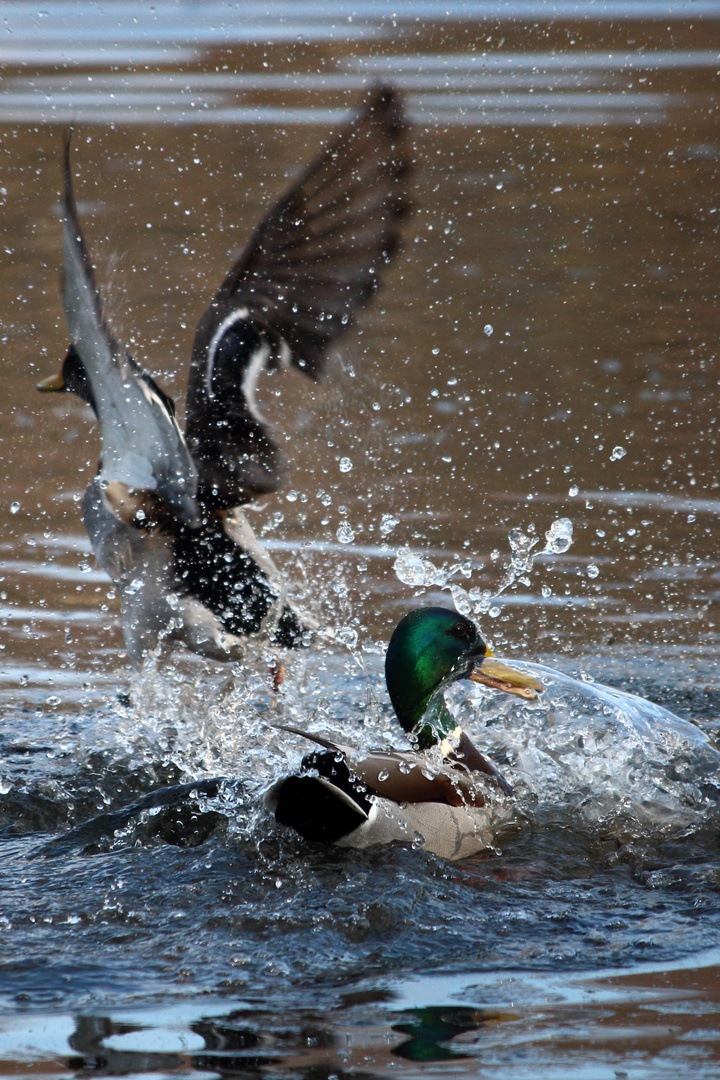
xmin=384 ymin=607 xmax=488 ymax=747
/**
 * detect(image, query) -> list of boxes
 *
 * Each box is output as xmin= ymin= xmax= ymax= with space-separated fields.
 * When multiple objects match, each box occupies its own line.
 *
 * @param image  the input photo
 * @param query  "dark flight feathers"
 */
xmin=185 ymin=86 xmax=410 ymax=510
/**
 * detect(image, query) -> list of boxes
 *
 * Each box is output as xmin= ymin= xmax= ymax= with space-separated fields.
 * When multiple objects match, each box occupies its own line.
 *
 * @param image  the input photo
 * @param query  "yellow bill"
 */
xmin=469 ymin=656 xmax=543 ymax=699
xmin=37 ymin=371 xmax=67 ymax=392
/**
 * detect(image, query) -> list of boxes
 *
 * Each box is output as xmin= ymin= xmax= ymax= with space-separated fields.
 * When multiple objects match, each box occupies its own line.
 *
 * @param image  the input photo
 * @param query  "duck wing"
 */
xmin=60 ymin=133 xmax=198 ymax=525
xmin=272 ymin=725 xmax=487 ymax=808
xmin=185 ymin=86 xmax=410 ymax=510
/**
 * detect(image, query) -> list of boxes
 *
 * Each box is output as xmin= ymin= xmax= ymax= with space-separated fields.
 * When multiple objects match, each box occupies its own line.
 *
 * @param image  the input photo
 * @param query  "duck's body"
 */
xmin=266 ymin=737 xmax=508 ymax=861
xmin=39 ymin=88 xmax=409 ymax=664
xmin=43 ymin=609 xmax=541 ymax=861
xmin=266 ymin=608 xmax=543 ymax=860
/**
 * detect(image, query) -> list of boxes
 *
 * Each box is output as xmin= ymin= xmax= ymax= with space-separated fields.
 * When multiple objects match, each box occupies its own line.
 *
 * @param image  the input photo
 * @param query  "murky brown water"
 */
xmin=1 ymin=3 xmax=720 ymax=1076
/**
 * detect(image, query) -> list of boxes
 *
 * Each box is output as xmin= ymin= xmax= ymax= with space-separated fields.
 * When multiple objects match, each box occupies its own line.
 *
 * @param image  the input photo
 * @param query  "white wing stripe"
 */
xmin=204 ymin=306 xmax=250 ymax=400
xmin=242 ymin=340 xmax=272 ymax=426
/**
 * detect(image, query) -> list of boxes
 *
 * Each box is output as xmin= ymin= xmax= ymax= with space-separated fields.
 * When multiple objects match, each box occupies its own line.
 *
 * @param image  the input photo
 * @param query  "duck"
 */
xmin=39 ymin=607 xmax=542 ymax=862
xmin=266 ymin=607 xmax=543 ymax=860
xmin=37 ymin=87 xmax=410 ymax=666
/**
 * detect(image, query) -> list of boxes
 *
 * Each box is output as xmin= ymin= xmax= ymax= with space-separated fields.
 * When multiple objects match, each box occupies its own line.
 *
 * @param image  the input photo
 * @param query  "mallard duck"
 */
xmin=37 ymin=87 xmax=410 ymax=665
xmin=39 ymin=607 xmax=541 ymax=862
xmin=266 ymin=607 xmax=543 ymax=860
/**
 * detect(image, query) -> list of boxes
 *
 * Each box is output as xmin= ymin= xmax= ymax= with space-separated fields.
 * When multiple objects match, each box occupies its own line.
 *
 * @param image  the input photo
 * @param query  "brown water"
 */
xmin=1 ymin=3 xmax=720 ymax=1076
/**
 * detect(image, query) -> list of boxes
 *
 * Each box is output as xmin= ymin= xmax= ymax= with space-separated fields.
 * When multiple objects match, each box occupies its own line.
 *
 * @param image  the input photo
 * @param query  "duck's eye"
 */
xmin=451 ymin=621 xmax=473 ymax=640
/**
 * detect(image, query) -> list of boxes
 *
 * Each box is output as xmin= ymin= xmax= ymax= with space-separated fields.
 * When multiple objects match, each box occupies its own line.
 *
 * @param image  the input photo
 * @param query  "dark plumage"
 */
xmin=38 ymin=88 xmax=410 ymax=664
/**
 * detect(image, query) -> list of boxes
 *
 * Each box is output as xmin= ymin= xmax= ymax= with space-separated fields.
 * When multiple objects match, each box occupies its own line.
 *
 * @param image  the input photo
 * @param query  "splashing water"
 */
xmin=443 ymin=663 xmax=720 ymax=838
xmin=393 ymin=517 xmax=573 ymax=620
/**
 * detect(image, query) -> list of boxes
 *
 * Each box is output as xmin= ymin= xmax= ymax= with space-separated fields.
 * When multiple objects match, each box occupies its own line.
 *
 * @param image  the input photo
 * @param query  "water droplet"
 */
xmin=394 ymin=548 xmax=442 ymax=587
xmin=337 ymin=626 xmax=358 ymax=650
xmin=380 ymin=514 xmax=399 ymax=537
xmin=541 ymin=584 xmax=552 ymax=598
xmin=9 ymin=501 xmax=19 ymax=514
xmin=338 ymin=457 xmax=353 ymax=473
xmin=286 ymin=490 xmax=298 ymax=502
xmin=544 ymin=518 xmax=573 ymax=555
xmin=610 ymin=446 xmax=627 ymax=461
xmin=449 ymin=584 xmax=472 ymax=615
xmin=587 ymin=564 xmax=599 ymax=579
xmin=483 ymin=323 xmax=494 ymax=336
xmin=336 ymin=523 xmax=355 ymax=544
xmin=568 ymin=485 xmax=579 ymax=497
xmin=377 ymin=769 xmax=390 ymax=782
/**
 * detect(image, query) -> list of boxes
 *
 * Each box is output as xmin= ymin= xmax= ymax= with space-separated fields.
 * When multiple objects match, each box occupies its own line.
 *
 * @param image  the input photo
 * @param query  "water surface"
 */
xmin=1 ymin=3 xmax=719 ymax=1076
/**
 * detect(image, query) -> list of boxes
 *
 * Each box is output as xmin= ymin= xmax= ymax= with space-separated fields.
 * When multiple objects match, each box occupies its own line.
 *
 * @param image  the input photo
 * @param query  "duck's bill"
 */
xmin=37 ymin=370 xmax=66 ymax=392
xmin=469 ymin=657 xmax=543 ymax=699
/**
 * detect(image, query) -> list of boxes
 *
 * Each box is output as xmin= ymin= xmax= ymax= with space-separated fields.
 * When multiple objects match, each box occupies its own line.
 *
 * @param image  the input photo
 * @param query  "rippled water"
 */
xmin=1 ymin=2 xmax=720 ymax=1076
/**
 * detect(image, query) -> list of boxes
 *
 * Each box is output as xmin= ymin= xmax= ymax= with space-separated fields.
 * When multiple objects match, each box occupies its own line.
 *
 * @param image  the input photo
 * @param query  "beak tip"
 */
xmin=37 ymin=372 xmax=67 ymax=393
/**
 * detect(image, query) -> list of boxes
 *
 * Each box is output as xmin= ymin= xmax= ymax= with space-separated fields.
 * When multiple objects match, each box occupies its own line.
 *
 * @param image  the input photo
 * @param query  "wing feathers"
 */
xmin=60 ymin=132 xmax=199 ymax=525
xmin=186 ymin=86 xmax=411 ymax=510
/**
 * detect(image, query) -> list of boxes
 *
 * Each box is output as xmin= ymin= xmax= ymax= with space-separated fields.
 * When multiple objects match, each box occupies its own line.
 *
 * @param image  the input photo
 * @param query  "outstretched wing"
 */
xmin=185 ymin=86 xmax=410 ymax=509
xmin=60 ymin=133 xmax=199 ymax=525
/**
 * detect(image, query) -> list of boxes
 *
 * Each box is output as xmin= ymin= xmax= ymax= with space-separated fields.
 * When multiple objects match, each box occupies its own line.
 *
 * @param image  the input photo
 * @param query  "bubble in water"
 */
xmin=587 ymin=564 xmax=600 ymax=579
xmin=338 ymin=457 xmax=353 ymax=473
xmin=544 ymin=518 xmax=573 ymax=555
xmin=9 ymin=502 xmax=19 ymax=514
xmin=336 ymin=523 xmax=355 ymax=544
xmin=610 ymin=446 xmax=627 ymax=462
xmin=483 ymin=324 xmax=494 ymax=336
xmin=380 ymin=514 xmax=399 ymax=537
xmin=286 ymin=490 xmax=299 ymax=502
xmin=541 ymin=585 xmax=553 ymax=598
xmin=568 ymin=485 xmax=579 ymax=497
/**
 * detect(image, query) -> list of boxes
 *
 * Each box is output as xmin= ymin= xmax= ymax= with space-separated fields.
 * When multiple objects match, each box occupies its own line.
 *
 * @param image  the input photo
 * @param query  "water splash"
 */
xmin=443 ymin=663 xmax=720 ymax=838
xmin=394 ymin=517 xmax=573 ymax=620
